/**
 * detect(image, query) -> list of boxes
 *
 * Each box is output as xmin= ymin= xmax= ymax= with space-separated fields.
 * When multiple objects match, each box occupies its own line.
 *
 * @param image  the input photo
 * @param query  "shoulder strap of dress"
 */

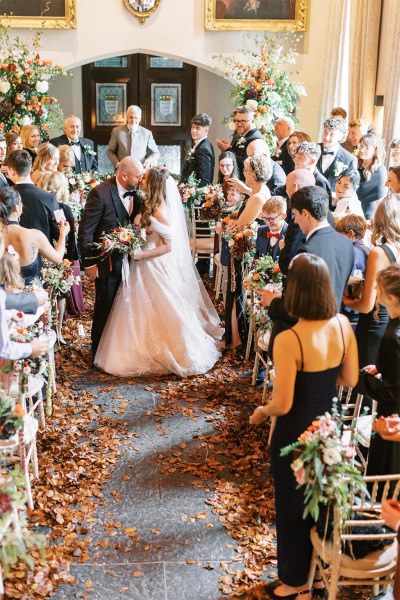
xmin=380 ymin=243 xmax=397 ymax=264
xmin=290 ymin=328 xmax=304 ymax=371
xmin=336 ymin=315 xmax=346 ymax=363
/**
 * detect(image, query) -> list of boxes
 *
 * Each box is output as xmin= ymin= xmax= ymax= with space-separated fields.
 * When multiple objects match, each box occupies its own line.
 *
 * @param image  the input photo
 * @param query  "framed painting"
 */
xmin=151 ymin=83 xmax=181 ymax=127
xmin=96 ymin=83 xmax=127 ymax=127
xmin=205 ymin=0 xmax=308 ymax=31
xmin=0 ymin=0 xmax=76 ymax=29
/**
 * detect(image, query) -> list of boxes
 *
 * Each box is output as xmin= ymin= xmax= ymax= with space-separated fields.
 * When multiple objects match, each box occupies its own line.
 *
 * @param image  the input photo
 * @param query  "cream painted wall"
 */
xmin=19 ymin=0 xmax=332 ymax=141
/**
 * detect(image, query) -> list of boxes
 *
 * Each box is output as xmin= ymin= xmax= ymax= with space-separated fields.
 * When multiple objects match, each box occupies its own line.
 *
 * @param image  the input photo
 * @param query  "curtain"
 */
xmin=381 ymin=0 xmax=400 ymax=144
xmin=348 ymin=0 xmax=382 ymax=124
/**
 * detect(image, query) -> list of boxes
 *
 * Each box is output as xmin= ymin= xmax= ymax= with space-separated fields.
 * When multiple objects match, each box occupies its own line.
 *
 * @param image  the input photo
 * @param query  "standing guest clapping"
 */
xmin=316 ymin=118 xmax=357 ymax=191
xmin=357 ymin=131 xmax=387 ymax=219
xmin=251 ymin=254 xmax=358 ymax=600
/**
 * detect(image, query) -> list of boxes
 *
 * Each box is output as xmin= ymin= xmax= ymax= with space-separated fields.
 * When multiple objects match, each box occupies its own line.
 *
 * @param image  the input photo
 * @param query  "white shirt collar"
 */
xmin=193 ymin=136 xmax=207 ymax=148
xmin=306 ymin=220 xmax=330 ymax=241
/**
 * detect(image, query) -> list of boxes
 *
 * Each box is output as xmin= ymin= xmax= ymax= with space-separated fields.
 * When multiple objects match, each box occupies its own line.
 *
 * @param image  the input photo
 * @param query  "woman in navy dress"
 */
xmin=250 ymin=254 xmax=358 ymax=599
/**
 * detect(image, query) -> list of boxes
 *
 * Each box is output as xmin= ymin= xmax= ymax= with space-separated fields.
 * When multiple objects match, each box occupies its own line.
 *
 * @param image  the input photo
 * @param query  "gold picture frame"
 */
xmin=123 ymin=0 xmax=161 ymax=25
xmin=0 ymin=0 xmax=76 ymax=29
xmin=205 ymin=0 xmax=308 ymax=32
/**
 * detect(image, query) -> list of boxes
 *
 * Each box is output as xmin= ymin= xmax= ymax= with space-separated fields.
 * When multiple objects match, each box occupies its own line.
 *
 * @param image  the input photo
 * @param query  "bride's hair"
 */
xmin=140 ymin=167 xmax=169 ymax=227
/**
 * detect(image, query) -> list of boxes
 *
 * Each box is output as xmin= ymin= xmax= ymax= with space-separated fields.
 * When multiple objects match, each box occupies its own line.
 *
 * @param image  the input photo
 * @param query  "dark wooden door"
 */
xmin=82 ymin=54 xmax=196 ymax=175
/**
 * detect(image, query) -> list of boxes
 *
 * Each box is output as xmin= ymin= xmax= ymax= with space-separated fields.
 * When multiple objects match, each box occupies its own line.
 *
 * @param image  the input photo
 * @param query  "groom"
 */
xmin=78 ymin=156 xmax=144 ymax=358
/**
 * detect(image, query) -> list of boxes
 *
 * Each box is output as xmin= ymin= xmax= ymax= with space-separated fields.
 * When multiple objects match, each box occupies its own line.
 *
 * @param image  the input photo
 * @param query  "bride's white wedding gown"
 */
xmin=94 ymin=216 xmax=223 ymax=377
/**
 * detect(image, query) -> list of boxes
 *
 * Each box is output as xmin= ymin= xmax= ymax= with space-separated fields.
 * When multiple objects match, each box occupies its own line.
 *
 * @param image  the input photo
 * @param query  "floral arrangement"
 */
xmin=200 ymin=189 xmax=226 ymax=220
xmin=214 ymin=34 xmax=306 ymax=151
xmin=178 ymin=175 xmax=201 ymax=210
xmin=225 ymin=222 xmax=258 ymax=264
xmin=67 ymin=170 xmax=106 ymax=196
xmin=4 ymin=313 xmax=49 ymax=378
xmin=281 ymin=405 xmax=367 ymax=522
xmin=93 ymin=223 xmax=147 ymax=260
xmin=41 ymin=258 xmax=80 ymax=302
xmin=0 ymin=467 xmax=44 ymax=577
xmin=0 ymin=396 xmax=24 ymax=441
xmin=243 ymin=255 xmax=282 ymax=291
xmin=0 ymin=28 xmax=66 ymax=139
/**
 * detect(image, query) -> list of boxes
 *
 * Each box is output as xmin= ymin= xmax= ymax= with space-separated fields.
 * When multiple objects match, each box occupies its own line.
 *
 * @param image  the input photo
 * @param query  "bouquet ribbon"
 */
xmin=121 ymin=255 xmax=131 ymax=301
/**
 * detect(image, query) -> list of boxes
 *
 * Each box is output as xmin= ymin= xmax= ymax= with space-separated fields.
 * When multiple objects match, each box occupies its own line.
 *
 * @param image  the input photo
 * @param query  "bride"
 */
xmin=95 ymin=167 xmax=224 ymax=377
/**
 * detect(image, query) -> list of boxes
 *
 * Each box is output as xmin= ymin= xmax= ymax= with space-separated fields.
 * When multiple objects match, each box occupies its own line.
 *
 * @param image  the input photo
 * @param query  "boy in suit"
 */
xmin=316 ymin=118 xmax=357 ymax=191
xmin=181 ymin=113 xmax=215 ymax=187
xmin=255 ymin=196 xmax=287 ymax=261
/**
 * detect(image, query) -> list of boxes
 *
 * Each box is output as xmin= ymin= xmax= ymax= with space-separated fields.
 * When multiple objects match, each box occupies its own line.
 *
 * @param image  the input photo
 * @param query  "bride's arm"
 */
xmin=134 ymin=237 xmax=171 ymax=260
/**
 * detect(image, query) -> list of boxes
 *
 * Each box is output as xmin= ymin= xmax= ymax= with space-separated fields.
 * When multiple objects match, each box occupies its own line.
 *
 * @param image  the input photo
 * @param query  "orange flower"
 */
xmin=258 ymin=105 xmax=267 ymax=113
xmin=223 ymin=216 xmax=231 ymax=225
xmin=273 ymin=263 xmax=280 ymax=273
xmin=244 ymin=229 xmax=252 ymax=237
xmin=235 ymin=232 xmax=244 ymax=239
xmin=13 ymin=404 xmax=26 ymax=417
xmin=62 ymin=259 xmax=72 ymax=267
xmin=252 ymin=273 xmax=261 ymax=281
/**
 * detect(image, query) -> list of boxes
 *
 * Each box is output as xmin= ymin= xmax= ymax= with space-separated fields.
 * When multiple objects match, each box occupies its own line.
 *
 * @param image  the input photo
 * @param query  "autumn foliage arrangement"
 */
xmin=0 ymin=28 xmax=66 ymax=139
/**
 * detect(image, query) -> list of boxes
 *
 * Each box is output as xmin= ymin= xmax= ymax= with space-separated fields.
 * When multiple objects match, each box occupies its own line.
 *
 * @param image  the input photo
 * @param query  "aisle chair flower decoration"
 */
xmin=0 ymin=397 xmax=24 ymax=444
xmin=200 ymin=188 xmax=226 ymax=220
xmin=243 ymin=255 xmax=283 ymax=335
xmin=213 ymin=34 xmax=306 ymax=152
xmin=0 ymin=28 xmax=67 ymax=139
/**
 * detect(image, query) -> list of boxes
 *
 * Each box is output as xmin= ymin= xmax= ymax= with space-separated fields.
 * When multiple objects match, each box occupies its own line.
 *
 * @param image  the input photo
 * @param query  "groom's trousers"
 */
xmin=91 ymin=272 xmax=121 ymax=358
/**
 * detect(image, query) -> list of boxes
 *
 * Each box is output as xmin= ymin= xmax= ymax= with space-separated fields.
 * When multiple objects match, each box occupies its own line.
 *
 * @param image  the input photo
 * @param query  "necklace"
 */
xmin=6 ymin=221 xmax=19 ymax=225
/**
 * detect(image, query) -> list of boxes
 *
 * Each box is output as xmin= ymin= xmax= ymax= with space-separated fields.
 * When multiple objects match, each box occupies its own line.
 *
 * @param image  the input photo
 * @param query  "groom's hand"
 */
xmin=85 ymin=265 xmax=99 ymax=280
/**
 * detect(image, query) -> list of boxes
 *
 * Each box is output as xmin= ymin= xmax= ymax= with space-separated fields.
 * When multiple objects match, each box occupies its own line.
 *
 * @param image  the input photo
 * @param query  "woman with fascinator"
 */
xmin=95 ymin=167 xmax=223 ymax=377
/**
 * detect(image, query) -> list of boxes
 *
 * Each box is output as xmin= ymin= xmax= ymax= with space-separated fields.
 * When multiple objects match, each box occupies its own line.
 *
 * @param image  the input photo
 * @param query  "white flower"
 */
xmin=246 ymin=99 xmax=258 ymax=111
xmin=83 ymin=173 xmax=91 ymax=183
xmin=15 ymin=69 xmax=24 ymax=79
xmin=140 ymin=228 xmax=147 ymax=241
xmin=269 ymin=91 xmax=281 ymax=104
xmin=36 ymin=80 xmax=49 ymax=93
xmin=322 ymin=447 xmax=341 ymax=466
xmin=0 ymin=80 xmax=10 ymax=94
xmin=21 ymin=115 xmax=32 ymax=126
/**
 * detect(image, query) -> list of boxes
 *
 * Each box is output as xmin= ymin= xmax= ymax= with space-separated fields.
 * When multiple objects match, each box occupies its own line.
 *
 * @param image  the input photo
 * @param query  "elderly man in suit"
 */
xmin=272 ymin=116 xmax=295 ymax=175
xmin=78 ymin=156 xmax=144 ymax=357
xmin=107 ymin=105 xmax=159 ymax=169
xmin=50 ymin=115 xmax=97 ymax=174
xmin=316 ymin=117 xmax=358 ymax=191
xmin=181 ymin=113 xmax=214 ymax=187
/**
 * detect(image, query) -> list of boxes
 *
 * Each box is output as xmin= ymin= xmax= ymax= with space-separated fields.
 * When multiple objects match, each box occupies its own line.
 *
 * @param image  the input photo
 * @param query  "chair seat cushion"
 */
xmin=310 ymin=526 xmax=397 ymax=574
xmin=192 ymin=238 xmax=214 ymax=253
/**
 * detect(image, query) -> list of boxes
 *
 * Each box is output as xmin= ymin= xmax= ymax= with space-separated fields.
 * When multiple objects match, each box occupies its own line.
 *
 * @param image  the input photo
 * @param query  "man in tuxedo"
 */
xmin=0 ymin=137 xmax=11 ymax=189
xmin=107 ymin=105 xmax=159 ymax=169
xmin=294 ymin=142 xmax=332 ymax=207
xmin=216 ymin=107 xmax=263 ymax=179
xmin=316 ymin=118 xmax=357 ymax=191
xmin=272 ymin=116 xmax=295 ymax=174
xmin=263 ymin=186 xmax=354 ymax=353
xmin=5 ymin=150 xmax=59 ymax=243
xmin=50 ymin=115 xmax=97 ymax=174
xmin=255 ymin=196 xmax=287 ymax=261
xmin=181 ymin=113 xmax=215 ymax=187
xmin=78 ymin=156 xmax=144 ymax=357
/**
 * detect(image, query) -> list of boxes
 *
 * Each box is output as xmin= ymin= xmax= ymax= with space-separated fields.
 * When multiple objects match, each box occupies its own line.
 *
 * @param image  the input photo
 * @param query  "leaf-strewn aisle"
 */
xmin=4 ymin=283 xmax=379 ymax=599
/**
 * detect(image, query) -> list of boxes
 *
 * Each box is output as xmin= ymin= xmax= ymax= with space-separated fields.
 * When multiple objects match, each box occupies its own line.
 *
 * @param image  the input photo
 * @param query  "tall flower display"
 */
xmin=0 ymin=29 xmax=66 ymax=139
xmin=214 ymin=34 xmax=306 ymax=150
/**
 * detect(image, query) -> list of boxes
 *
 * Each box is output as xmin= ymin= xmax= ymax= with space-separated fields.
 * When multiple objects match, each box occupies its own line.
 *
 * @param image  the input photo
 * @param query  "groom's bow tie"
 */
xmin=123 ymin=190 xmax=136 ymax=198
xmin=69 ymin=140 xmax=80 ymax=146
xmin=322 ymin=150 xmax=334 ymax=156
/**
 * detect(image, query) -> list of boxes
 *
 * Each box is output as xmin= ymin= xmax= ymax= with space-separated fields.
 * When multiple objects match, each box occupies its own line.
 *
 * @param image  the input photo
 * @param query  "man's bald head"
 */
xmin=246 ymin=139 xmax=270 ymax=158
xmin=117 ymin=156 xmax=144 ymax=189
xmin=286 ymin=169 xmax=315 ymax=199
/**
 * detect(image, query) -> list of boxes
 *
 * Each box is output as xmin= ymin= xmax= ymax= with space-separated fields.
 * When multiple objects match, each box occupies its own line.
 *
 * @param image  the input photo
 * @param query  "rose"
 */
xmin=0 ymin=80 xmax=10 ymax=94
xmin=322 ymin=447 xmax=341 ymax=466
xmin=246 ymin=99 xmax=258 ymax=111
xmin=36 ymin=80 xmax=49 ymax=93
xmin=252 ymin=273 xmax=261 ymax=281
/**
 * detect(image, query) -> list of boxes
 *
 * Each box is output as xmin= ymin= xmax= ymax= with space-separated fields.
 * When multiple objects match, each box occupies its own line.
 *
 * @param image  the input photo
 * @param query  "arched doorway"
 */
xmin=82 ymin=53 xmax=196 ymax=174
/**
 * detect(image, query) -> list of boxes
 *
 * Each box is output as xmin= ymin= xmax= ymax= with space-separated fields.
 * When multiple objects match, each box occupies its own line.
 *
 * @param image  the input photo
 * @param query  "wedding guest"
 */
xmin=20 ymin=124 xmax=41 ymax=161
xmin=357 ymin=264 xmax=400 ymax=478
xmin=294 ymin=142 xmax=332 ymax=206
xmin=287 ymin=131 xmax=311 ymax=162
xmin=0 ymin=187 xmax=69 ymax=285
xmin=216 ymin=107 xmax=263 ymax=179
xmin=272 ymin=116 xmax=295 ymax=174
xmin=78 ymin=156 xmax=144 ymax=357
xmin=4 ymin=132 xmax=23 ymax=158
xmin=343 ymin=195 xmax=400 ymax=373
xmin=31 ymin=142 xmax=60 ymax=185
xmin=107 ymin=105 xmax=159 ymax=169
xmin=254 ymin=196 xmax=287 ymax=261
xmin=333 ymin=168 xmax=364 ymax=217
xmin=389 ymin=138 xmax=400 ymax=168
xmin=250 ymin=253 xmax=358 ymax=600
xmin=335 ymin=214 xmax=369 ymax=278
xmin=0 ymin=245 xmax=24 ymax=292
xmin=224 ymin=154 xmax=271 ymax=352
xmin=0 ymin=136 xmax=10 ymax=189
xmin=50 ymin=115 xmax=97 ymax=174
xmin=386 ymin=166 xmax=400 ymax=194
xmin=346 ymin=117 xmax=369 ymax=155
xmin=57 ymin=145 xmax=75 ymax=175
xmin=316 ymin=118 xmax=357 ymax=191
xmin=330 ymin=107 xmax=347 ymax=119
xmin=218 ymin=151 xmax=239 ymax=198
xmin=181 ymin=113 xmax=214 ymax=187
xmin=357 ymin=131 xmax=387 ymax=219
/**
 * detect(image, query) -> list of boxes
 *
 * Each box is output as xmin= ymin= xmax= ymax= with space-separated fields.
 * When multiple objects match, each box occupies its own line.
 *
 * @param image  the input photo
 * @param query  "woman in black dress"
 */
xmin=250 ymin=255 xmax=358 ymax=599
xmin=343 ymin=194 xmax=400 ymax=374
xmin=224 ymin=154 xmax=271 ymax=351
xmin=358 ymin=263 xmax=400 ymax=477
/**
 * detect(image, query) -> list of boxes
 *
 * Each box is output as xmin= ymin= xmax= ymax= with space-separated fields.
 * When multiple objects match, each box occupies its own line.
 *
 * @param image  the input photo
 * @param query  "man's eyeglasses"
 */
xmin=263 ymin=214 xmax=282 ymax=224
xmin=234 ymin=119 xmax=250 ymax=124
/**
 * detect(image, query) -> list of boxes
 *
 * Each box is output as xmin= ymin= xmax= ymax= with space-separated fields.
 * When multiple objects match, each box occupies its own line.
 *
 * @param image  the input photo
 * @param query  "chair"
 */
xmin=308 ymin=473 xmax=400 ymax=599
xmin=190 ymin=207 xmax=215 ymax=269
xmin=0 ymin=506 xmax=20 ymax=595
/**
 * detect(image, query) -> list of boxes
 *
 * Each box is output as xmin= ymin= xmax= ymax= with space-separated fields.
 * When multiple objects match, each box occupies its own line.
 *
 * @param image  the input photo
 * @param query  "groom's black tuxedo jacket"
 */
xmin=78 ymin=176 xmax=141 ymax=279
xmin=50 ymin=134 xmax=98 ymax=174
xmin=181 ymin=138 xmax=215 ymax=187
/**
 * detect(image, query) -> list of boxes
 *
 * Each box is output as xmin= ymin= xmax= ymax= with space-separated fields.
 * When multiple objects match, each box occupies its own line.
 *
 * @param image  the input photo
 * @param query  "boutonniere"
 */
xmin=83 ymin=144 xmax=96 ymax=157
xmin=186 ymin=148 xmax=195 ymax=161
xmin=236 ymin=136 xmax=246 ymax=148
xmin=333 ymin=160 xmax=347 ymax=177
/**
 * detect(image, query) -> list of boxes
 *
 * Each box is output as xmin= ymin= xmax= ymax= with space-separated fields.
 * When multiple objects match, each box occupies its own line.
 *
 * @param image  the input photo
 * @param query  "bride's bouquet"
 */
xmin=94 ymin=223 xmax=147 ymax=260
